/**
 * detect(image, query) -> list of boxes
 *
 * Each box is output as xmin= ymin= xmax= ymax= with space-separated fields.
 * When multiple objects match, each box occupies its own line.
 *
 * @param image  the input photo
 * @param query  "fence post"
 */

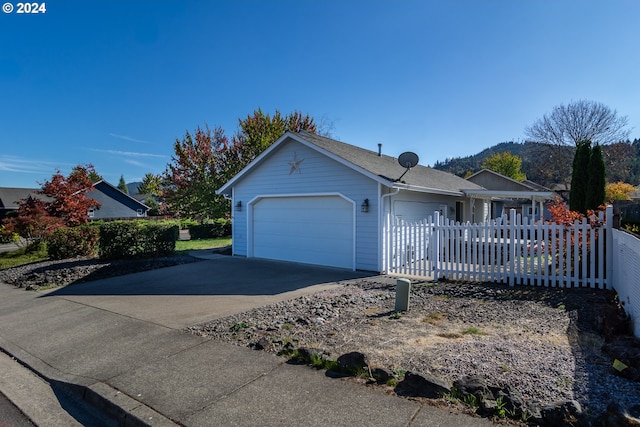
xmin=606 ymin=205 xmax=613 ymax=289
xmin=432 ymin=211 xmax=440 ymax=280
xmin=509 ymin=209 xmax=516 ymax=286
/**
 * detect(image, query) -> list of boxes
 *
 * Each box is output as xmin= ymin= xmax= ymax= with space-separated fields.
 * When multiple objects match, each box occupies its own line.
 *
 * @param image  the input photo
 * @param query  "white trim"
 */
xmin=463 ymin=189 xmax=554 ymax=200
xmin=231 ymin=188 xmax=238 ymax=256
xmin=380 ymin=187 xmax=400 ymax=273
xmin=376 ymin=183 xmax=382 ymax=272
xmin=391 ymin=182 xmax=463 ymax=196
xmin=247 ymin=192 xmax=357 ymax=270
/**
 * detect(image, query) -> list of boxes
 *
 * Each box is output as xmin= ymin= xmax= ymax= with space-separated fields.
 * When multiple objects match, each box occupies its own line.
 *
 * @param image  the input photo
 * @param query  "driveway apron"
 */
xmin=0 ymin=256 xmax=493 ymax=426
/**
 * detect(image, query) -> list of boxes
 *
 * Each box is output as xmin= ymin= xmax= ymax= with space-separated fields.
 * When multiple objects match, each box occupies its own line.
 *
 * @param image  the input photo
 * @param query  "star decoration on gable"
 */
xmin=288 ymin=152 xmax=304 ymax=174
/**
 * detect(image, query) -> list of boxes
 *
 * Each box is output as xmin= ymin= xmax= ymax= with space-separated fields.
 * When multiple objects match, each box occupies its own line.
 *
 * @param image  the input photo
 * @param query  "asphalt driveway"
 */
xmin=42 ymin=256 xmax=375 ymax=329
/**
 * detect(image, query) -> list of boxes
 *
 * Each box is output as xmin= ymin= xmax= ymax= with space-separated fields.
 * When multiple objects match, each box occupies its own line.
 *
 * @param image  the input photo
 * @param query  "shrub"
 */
xmin=47 ymin=225 xmax=100 ymax=260
xmin=0 ymin=225 xmax=19 ymax=243
xmin=98 ymin=221 xmax=179 ymax=260
xmin=188 ymin=218 xmax=231 ymax=239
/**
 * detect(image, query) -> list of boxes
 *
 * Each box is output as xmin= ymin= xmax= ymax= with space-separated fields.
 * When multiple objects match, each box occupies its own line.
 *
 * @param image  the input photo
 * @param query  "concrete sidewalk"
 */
xmin=0 ymin=256 xmax=492 ymax=426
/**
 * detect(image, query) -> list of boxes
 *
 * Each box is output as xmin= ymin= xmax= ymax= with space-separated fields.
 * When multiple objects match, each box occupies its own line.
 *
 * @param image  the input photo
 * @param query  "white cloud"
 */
xmin=108 ymin=133 xmax=150 ymax=144
xmin=124 ymin=159 xmax=148 ymax=167
xmin=92 ymin=149 xmax=167 ymax=159
xmin=0 ymin=155 xmax=63 ymax=174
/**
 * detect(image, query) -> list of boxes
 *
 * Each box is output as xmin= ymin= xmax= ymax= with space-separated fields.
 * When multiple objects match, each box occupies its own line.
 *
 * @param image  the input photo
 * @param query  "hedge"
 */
xmin=99 ymin=221 xmax=179 ymax=260
xmin=48 ymin=225 xmax=100 ymax=260
xmin=188 ymin=219 xmax=231 ymax=239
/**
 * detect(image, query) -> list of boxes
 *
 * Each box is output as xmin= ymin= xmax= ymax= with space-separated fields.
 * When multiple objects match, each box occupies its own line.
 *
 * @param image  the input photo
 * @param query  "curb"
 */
xmin=0 ymin=348 xmax=178 ymax=427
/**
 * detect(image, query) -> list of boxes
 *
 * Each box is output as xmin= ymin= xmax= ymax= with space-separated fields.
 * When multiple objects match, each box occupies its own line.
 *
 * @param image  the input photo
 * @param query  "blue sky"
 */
xmin=1 ymin=0 xmax=639 ymax=189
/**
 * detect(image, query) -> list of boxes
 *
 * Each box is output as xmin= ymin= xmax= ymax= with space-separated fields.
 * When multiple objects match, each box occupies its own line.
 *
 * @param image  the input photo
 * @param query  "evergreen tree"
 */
xmin=117 ymin=175 xmax=128 ymax=194
xmin=569 ymin=141 xmax=591 ymax=213
xmin=586 ymin=144 xmax=606 ymax=210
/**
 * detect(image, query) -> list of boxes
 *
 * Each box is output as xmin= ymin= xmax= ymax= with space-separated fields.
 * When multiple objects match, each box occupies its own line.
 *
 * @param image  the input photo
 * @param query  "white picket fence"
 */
xmin=611 ymin=229 xmax=640 ymax=337
xmin=384 ymin=206 xmax=613 ymax=289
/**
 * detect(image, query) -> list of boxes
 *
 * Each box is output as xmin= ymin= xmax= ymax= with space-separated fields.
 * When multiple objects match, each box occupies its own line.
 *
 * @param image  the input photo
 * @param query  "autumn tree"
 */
xmin=606 ymin=182 xmax=636 ymax=201
xmin=230 ymin=109 xmax=319 ymax=175
xmin=40 ymin=164 xmax=102 ymax=227
xmin=163 ymin=125 xmax=232 ymax=221
xmin=1 ymin=196 xmax=64 ymax=245
xmin=163 ymin=109 xmax=322 ymax=221
xmin=525 ymin=100 xmax=630 ymax=146
xmin=481 ymin=152 xmax=526 ymax=181
xmin=117 ymin=175 xmax=128 ymax=194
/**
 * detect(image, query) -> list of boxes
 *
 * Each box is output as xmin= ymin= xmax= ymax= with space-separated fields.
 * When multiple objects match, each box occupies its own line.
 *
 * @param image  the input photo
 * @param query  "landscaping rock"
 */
xmin=541 ymin=400 xmax=584 ymax=427
xmin=371 ymin=367 xmax=393 ymax=384
xmin=251 ymin=337 xmax=271 ymax=351
xmin=336 ymin=351 xmax=368 ymax=375
xmin=453 ymin=375 xmax=493 ymax=401
xmin=395 ymin=371 xmax=450 ymax=398
xmin=296 ymin=347 xmax=325 ymax=364
xmin=604 ymin=402 xmax=640 ymax=427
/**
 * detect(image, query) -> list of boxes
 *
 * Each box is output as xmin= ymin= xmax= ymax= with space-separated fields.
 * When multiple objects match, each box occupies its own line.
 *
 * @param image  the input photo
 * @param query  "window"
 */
xmin=137 ymin=209 xmax=144 ymax=217
xmin=88 ymin=208 xmax=95 ymax=218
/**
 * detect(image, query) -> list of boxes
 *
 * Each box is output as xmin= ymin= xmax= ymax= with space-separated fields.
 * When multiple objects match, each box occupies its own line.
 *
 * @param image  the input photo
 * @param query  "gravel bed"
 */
xmin=0 ymin=255 xmax=200 ymax=290
xmin=3 ymin=257 xmax=639 ymax=423
xmin=187 ymin=278 xmax=640 ymax=422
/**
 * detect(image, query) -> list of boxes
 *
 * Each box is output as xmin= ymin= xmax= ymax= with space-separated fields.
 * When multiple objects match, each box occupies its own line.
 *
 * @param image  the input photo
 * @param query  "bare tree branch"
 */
xmin=525 ymin=100 xmax=630 ymax=146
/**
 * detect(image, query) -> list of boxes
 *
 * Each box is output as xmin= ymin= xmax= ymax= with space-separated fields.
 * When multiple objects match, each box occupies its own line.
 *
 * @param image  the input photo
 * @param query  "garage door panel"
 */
xmin=252 ymin=196 xmax=354 ymax=269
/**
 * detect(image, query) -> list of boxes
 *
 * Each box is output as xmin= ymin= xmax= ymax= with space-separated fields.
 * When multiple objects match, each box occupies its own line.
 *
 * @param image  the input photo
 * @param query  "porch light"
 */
xmin=361 ymin=199 xmax=369 ymax=213
xmin=235 ymin=201 xmax=242 ymax=212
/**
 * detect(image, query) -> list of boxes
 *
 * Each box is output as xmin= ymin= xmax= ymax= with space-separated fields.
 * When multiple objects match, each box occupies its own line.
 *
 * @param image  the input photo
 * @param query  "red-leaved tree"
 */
xmin=1 ymin=196 xmax=64 ymax=245
xmin=545 ymin=196 xmax=607 ymax=277
xmin=40 ymin=164 xmax=101 ymax=226
xmin=2 ymin=165 xmax=102 ymax=245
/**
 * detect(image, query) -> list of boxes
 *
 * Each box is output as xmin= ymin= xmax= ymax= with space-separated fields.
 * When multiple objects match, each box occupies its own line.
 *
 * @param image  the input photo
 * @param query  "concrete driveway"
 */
xmin=42 ymin=255 xmax=375 ymax=329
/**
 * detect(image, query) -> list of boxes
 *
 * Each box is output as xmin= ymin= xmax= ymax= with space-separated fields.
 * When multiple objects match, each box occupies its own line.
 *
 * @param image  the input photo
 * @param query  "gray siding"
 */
xmin=232 ymin=140 xmax=379 ymax=271
xmin=386 ymin=190 xmax=472 ymax=223
xmin=88 ymin=185 xmax=146 ymax=219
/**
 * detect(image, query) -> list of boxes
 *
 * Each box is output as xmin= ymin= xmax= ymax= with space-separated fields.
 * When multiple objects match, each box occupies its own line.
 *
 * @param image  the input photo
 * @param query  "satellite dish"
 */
xmin=398 ymin=152 xmax=419 ymax=169
xmin=396 ymin=152 xmax=419 ymax=181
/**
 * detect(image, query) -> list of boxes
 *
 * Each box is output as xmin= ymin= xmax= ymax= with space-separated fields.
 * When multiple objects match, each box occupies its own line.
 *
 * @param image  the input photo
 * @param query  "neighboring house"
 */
xmin=87 ymin=180 xmax=150 ymax=219
xmin=0 ymin=181 xmax=149 ymax=221
xmin=0 ymin=188 xmax=51 ymax=221
xmin=465 ymin=169 xmax=555 ymax=220
xmin=217 ymin=131 xmax=490 ymax=272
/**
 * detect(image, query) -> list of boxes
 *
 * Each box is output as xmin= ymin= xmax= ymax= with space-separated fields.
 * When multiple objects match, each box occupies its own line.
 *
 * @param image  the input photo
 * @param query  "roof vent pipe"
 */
xmin=377 ymin=143 xmax=382 ymax=156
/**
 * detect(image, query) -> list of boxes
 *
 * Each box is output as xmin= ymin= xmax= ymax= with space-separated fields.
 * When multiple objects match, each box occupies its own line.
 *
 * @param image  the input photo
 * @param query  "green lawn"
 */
xmin=0 ymin=237 xmax=232 ymax=270
xmin=0 ymin=244 xmax=49 ymax=270
xmin=174 ymin=237 xmax=231 ymax=255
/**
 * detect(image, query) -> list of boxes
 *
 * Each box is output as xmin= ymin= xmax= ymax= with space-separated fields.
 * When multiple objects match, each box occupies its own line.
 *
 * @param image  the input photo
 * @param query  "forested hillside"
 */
xmin=432 ymin=139 xmax=640 ymax=188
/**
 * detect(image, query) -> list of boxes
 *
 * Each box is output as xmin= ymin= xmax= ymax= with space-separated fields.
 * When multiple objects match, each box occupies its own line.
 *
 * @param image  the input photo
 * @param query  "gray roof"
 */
xmin=0 ymin=187 xmax=51 ymax=209
xmin=218 ymin=132 xmax=484 ymax=196
xmin=466 ymin=169 xmax=550 ymax=192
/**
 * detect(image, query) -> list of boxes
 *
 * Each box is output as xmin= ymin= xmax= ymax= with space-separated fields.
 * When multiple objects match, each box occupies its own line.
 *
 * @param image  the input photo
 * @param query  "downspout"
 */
xmin=380 ymin=187 xmax=401 ymax=273
xmin=222 ymin=192 xmax=234 ymax=255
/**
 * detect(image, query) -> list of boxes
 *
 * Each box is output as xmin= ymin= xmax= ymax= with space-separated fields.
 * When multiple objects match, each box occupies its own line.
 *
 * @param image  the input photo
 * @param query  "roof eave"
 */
xmin=216 ymin=132 xmax=394 ymax=195
xmin=463 ymin=190 xmax=555 ymax=200
xmin=391 ymin=182 xmax=464 ymax=197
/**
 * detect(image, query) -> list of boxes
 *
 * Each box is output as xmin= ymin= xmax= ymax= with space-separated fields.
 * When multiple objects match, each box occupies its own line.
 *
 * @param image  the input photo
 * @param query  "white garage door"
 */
xmin=252 ymin=196 xmax=354 ymax=269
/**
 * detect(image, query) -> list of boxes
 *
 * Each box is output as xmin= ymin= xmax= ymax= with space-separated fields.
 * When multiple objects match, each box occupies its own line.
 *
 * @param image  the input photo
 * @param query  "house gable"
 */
xmin=231 ymin=139 xmax=380 ymax=270
xmin=466 ymin=169 xmax=539 ymax=192
xmin=218 ymin=132 xmax=485 ymax=197
xmin=88 ymin=181 xmax=149 ymax=219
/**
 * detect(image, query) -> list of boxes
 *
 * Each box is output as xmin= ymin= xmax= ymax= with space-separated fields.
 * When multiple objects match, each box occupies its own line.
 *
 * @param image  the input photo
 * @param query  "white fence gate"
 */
xmin=384 ymin=206 xmax=613 ymax=289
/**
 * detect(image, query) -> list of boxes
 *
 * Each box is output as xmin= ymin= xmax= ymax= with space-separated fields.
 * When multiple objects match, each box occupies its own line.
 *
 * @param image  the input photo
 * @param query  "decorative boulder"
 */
xmin=395 ymin=371 xmax=451 ymax=399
